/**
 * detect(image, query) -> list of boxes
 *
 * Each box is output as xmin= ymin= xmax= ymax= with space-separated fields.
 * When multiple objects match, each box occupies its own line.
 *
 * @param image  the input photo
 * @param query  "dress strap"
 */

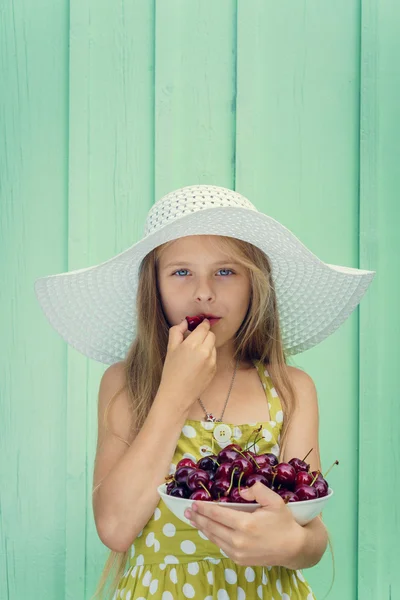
xmin=253 ymin=359 xmax=284 ymax=424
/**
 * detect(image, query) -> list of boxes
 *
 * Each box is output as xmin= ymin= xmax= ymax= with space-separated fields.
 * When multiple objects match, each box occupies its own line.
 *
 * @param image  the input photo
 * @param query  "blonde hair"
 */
xmin=90 ymin=235 xmax=334 ymax=599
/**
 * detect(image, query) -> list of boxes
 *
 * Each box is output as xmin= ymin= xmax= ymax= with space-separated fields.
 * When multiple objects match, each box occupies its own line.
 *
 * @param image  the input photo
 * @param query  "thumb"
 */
xmin=239 ymin=481 xmax=281 ymax=507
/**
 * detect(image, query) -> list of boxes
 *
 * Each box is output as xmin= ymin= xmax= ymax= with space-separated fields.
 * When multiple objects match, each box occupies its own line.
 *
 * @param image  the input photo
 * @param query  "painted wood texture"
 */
xmin=1 ymin=1 xmax=398 ymax=599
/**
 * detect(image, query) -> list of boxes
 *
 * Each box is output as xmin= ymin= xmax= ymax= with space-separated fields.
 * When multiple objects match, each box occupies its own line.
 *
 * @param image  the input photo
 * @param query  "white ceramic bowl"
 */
xmin=157 ymin=483 xmax=333 ymax=527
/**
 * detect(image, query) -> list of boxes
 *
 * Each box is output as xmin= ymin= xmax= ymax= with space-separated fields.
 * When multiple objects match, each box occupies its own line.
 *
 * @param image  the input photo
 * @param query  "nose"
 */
xmin=194 ymin=278 xmax=215 ymax=303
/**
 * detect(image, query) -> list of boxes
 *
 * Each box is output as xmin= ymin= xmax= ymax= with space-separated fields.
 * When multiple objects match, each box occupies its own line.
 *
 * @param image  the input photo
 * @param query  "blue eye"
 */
xmin=173 ymin=269 xmax=234 ymax=277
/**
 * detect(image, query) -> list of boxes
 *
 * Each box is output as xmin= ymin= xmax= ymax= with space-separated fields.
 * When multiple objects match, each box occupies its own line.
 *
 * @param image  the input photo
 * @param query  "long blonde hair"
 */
xmin=90 ymin=235 xmax=332 ymax=599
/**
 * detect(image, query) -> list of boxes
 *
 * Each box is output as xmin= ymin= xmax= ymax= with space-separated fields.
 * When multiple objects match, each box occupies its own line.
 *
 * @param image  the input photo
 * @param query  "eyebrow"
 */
xmin=163 ymin=260 xmax=240 ymax=269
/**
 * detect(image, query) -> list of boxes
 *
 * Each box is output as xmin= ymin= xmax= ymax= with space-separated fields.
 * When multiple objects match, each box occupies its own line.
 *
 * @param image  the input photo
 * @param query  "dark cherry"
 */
xmin=274 ymin=463 xmax=296 ymax=488
xmin=215 ymin=462 xmax=234 ymax=479
xmin=170 ymin=485 xmax=191 ymax=499
xmin=166 ymin=481 xmax=175 ymax=494
xmin=176 ymin=458 xmax=197 ymax=470
xmin=295 ymin=484 xmax=319 ymax=501
xmin=263 ymin=453 xmax=279 ymax=467
xmin=197 ymin=455 xmax=219 ymax=473
xmin=217 ymin=495 xmax=231 ymax=503
xmin=253 ymin=454 xmax=274 ymax=469
xmin=313 ymin=480 xmax=329 ymax=497
xmin=217 ymin=445 xmax=243 ymax=463
xmin=311 ymin=470 xmax=325 ymax=482
xmin=295 ymin=471 xmax=313 ymax=487
xmin=187 ymin=469 xmax=210 ymax=491
xmin=210 ymin=477 xmax=231 ymax=499
xmin=244 ymin=473 xmax=270 ymax=488
xmin=190 ymin=489 xmax=212 ymax=501
xmin=276 ymin=489 xmax=299 ymax=503
xmin=186 ymin=314 xmax=206 ymax=331
xmin=174 ymin=466 xmax=197 ymax=486
xmin=289 ymin=457 xmax=310 ymax=473
xmin=258 ymin=465 xmax=274 ymax=486
xmin=231 ymin=457 xmax=254 ymax=481
xmin=230 ymin=487 xmax=255 ymax=504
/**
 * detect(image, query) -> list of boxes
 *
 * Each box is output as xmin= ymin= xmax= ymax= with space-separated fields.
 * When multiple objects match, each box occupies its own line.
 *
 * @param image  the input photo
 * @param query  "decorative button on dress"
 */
xmin=113 ymin=360 xmax=317 ymax=600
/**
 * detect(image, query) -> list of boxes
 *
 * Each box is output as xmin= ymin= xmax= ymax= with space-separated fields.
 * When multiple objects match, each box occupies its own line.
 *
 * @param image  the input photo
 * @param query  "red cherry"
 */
xmin=187 ymin=469 xmax=210 ymax=491
xmin=244 ymin=472 xmax=270 ymax=488
xmin=215 ymin=462 xmax=234 ymax=480
xmin=217 ymin=496 xmax=231 ymax=503
xmin=274 ymin=463 xmax=296 ymax=488
xmin=210 ymin=477 xmax=231 ymax=499
xmin=176 ymin=458 xmax=197 ymax=470
xmin=170 ymin=485 xmax=191 ymax=499
xmin=263 ymin=453 xmax=279 ymax=467
xmin=231 ymin=457 xmax=254 ymax=481
xmin=295 ymin=484 xmax=319 ymax=501
xmin=258 ymin=465 xmax=274 ymax=486
xmin=190 ymin=489 xmax=212 ymax=501
xmin=253 ymin=454 xmax=274 ymax=469
xmin=288 ymin=457 xmax=310 ymax=473
xmin=217 ymin=445 xmax=243 ymax=463
xmin=276 ymin=489 xmax=299 ymax=503
xmin=295 ymin=471 xmax=313 ymax=487
xmin=229 ymin=487 xmax=255 ymax=504
xmin=313 ymin=479 xmax=329 ymax=497
xmin=186 ymin=314 xmax=206 ymax=331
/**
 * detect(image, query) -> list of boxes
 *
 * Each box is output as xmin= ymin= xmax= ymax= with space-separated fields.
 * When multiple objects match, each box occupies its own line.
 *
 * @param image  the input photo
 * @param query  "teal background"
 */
xmin=1 ymin=1 xmax=398 ymax=599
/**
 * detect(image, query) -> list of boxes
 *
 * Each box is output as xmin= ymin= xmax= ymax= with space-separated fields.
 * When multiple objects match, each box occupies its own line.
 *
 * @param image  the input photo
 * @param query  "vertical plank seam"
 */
xmin=232 ymin=0 xmax=238 ymax=190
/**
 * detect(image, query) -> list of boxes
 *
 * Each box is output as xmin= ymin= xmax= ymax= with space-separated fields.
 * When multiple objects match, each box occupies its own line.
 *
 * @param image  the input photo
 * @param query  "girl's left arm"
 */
xmin=280 ymin=367 xmax=329 ymax=570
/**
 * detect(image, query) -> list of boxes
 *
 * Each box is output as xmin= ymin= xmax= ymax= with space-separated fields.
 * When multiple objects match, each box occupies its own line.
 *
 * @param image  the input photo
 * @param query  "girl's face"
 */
xmin=157 ymin=235 xmax=251 ymax=348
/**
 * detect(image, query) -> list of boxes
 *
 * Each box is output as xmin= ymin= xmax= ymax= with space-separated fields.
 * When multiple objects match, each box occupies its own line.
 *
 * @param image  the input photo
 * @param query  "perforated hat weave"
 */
xmin=34 ymin=184 xmax=376 ymax=364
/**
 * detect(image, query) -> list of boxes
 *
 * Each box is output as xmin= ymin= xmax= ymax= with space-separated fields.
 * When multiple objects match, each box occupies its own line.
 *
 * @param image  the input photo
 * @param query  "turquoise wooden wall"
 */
xmin=1 ymin=1 xmax=398 ymax=599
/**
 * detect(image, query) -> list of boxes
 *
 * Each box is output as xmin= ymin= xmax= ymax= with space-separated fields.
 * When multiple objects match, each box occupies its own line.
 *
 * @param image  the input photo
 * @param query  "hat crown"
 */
xmin=144 ymin=184 xmax=257 ymax=237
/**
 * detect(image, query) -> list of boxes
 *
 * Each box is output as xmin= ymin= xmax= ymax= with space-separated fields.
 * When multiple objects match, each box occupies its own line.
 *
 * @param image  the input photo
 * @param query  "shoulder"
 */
xmin=100 ymin=360 xmax=127 ymax=389
xmin=286 ymin=365 xmax=317 ymax=397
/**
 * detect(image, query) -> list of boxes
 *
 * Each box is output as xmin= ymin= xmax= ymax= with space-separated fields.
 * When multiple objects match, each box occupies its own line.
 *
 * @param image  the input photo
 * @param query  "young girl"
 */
xmin=34 ymin=184 xmax=375 ymax=600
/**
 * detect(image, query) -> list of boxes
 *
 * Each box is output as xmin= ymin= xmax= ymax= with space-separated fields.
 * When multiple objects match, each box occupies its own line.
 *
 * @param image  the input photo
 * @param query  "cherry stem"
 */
xmin=272 ymin=471 xmax=277 ymax=487
xmin=238 ymin=471 xmax=245 ymax=494
xmin=302 ymin=448 xmax=313 ymax=462
xmin=323 ymin=460 xmax=339 ymax=479
xmin=310 ymin=471 xmax=320 ymax=486
xmin=198 ymin=481 xmax=212 ymax=498
xmin=245 ymin=425 xmax=263 ymax=451
xmin=227 ymin=467 xmax=239 ymax=496
xmin=236 ymin=448 xmax=259 ymax=471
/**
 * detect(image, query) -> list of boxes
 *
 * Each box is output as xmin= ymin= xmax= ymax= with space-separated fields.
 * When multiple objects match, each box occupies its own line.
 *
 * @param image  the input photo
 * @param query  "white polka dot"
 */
xmin=125 ymin=591 xmax=131 ymax=600
xmin=159 ymin=563 xmax=166 ymax=570
xmin=183 ymin=583 xmax=195 ymax=598
xmin=220 ymin=548 xmax=229 ymax=558
xmin=188 ymin=561 xmax=199 ymax=575
xmin=149 ymin=579 xmax=159 ymax=595
xmin=248 ymin=443 xmax=260 ymax=453
xmin=168 ymin=463 xmax=176 ymax=475
xmin=217 ymin=590 xmax=229 ymax=600
xmin=245 ymin=567 xmax=255 ymax=582
xmin=201 ymin=421 xmax=215 ymax=430
xmin=262 ymin=382 xmax=267 ymax=389
xmin=164 ymin=555 xmax=179 ymax=564
xmin=262 ymin=570 xmax=268 ymax=585
xmin=264 ymin=369 xmax=270 ymax=377
xmin=137 ymin=529 xmax=143 ymax=537
xmin=135 ymin=597 xmax=146 ymax=600
xmin=182 ymin=452 xmax=197 ymax=463
xmin=182 ymin=425 xmax=197 ymax=438
xmin=204 ymin=597 xmax=213 ymax=600
xmin=237 ymin=587 xmax=246 ymax=600
xmin=262 ymin=429 xmax=273 ymax=442
xmin=276 ymin=410 xmax=283 ymax=423
xmin=181 ymin=540 xmax=196 ymax=554
xmin=161 ymin=593 xmax=174 ymax=600
xmin=233 ymin=426 xmax=242 ymax=439
xmin=248 ymin=422 xmax=258 ymax=426
xmin=130 ymin=545 xmax=135 ymax=558
xmin=307 ymin=594 xmax=314 ymax=600
xmin=142 ymin=570 xmax=152 ymax=586
xmin=257 ymin=585 xmax=263 ymax=599
xmin=270 ymin=387 xmax=278 ymax=397
xmin=153 ymin=539 xmax=160 ymax=552
xmin=207 ymin=570 xmax=214 ymax=584
xmin=276 ymin=578 xmax=283 ymax=594
xmin=200 ymin=445 xmax=214 ymax=456
xmin=224 ymin=568 xmax=237 ymax=584
xmin=136 ymin=554 xmax=144 ymax=565
xmin=198 ymin=529 xmax=209 ymax=541
xmin=292 ymin=573 xmax=299 ymax=588
xmin=282 ymin=594 xmax=290 ymax=600
xmin=169 ymin=568 xmax=178 ymax=584
xmin=163 ymin=523 xmax=176 ymax=537
xmin=154 ymin=507 xmax=161 ymax=520
xmin=146 ymin=532 xmax=155 ymax=547
xmin=205 ymin=557 xmax=221 ymax=564
xmin=270 ymin=444 xmax=280 ymax=456
xmin=269 ymin=421 xmax=276 ymax=427
xmin=296 ymin=570 xmax=305 ymax=582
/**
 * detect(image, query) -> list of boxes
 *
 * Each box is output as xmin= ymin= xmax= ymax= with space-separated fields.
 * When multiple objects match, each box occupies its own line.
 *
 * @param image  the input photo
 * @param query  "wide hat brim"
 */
xmin=34 ymin=206 xmax=375 ymax=364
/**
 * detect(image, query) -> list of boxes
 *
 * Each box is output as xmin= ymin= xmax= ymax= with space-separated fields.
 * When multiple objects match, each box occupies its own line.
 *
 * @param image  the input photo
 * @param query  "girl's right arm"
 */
xmin=93 ymin=317 xmax=216 ymax=553
xmin=93 ymin=369 xmax=192 ymax=553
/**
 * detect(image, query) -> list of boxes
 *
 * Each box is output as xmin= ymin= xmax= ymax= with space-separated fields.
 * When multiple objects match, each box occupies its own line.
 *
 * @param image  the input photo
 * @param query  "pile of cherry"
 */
xmin=165 ymin=431 xmax=338 ymax=504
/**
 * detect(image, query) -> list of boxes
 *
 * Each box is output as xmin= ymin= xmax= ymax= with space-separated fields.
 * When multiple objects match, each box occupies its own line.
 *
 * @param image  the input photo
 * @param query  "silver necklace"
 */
xmin=198 ymin=356 xmax=240 ymax=422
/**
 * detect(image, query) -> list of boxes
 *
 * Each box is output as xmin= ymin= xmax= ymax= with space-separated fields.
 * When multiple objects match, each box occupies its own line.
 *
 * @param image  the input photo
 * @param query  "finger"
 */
xmin=190 ymin=512 xmax=235 ymax=549
xmin=202 ymin=330 xmax=216 ymax=351
xmin=183 ymin=318 xmax=211 ymax=344
xmin=192 ymin=501 xmax=246 ymax=530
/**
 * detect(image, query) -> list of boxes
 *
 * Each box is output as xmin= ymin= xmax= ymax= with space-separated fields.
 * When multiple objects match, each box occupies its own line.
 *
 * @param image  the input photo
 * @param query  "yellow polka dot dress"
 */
xmin=114 ymin=361 xmax=317 ymax=599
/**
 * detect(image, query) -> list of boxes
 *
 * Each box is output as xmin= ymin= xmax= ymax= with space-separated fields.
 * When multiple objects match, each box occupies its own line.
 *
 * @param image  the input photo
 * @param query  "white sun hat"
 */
xmin=34 ymin=184 xmax=376 ymax=364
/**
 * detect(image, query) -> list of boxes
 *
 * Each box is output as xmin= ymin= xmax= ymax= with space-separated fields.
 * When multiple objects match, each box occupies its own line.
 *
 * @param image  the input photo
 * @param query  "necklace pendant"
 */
xmin=205 ymin=413 xmax=216 ymax=422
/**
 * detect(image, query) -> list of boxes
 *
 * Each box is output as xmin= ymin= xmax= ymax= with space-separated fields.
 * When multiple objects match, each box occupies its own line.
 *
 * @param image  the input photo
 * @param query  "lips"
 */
xmin=185 ymin=313 xmax=221 ymax=331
